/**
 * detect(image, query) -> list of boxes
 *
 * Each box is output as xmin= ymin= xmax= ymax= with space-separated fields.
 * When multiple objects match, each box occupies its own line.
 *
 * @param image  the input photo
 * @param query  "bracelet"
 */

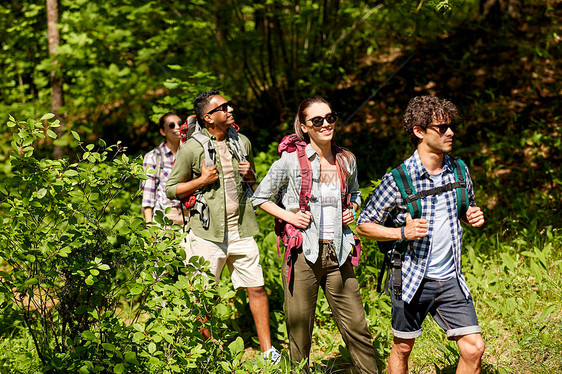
xmin=351 ymin=207 xmax=356 ymax=220
xmin=400 ymin=226 xmax=406 ymax=240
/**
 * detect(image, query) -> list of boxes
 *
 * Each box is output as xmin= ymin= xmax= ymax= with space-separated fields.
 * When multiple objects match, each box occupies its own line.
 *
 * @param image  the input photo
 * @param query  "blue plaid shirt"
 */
xmin=358 ymin=150 xmax=476 ymax=303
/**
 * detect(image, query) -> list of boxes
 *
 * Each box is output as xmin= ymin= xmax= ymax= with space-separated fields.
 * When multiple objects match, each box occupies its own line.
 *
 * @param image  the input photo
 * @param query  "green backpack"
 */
xmin=376 ymin=158 xmax=469 ymax=298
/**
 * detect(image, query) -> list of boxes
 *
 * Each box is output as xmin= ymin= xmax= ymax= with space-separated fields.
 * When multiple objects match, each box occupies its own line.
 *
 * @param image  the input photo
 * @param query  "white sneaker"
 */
xmin=262 ymin=347 xmax=281 ymax=365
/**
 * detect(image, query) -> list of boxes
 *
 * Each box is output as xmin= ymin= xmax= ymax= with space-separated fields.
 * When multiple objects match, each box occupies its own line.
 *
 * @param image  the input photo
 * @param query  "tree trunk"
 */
xmin=46 ymin=0 xmax=65 ymax=159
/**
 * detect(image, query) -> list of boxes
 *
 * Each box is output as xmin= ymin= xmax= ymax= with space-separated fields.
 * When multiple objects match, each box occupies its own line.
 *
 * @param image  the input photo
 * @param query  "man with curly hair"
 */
xmin=357 ymin=95 xmax=486 ymax=373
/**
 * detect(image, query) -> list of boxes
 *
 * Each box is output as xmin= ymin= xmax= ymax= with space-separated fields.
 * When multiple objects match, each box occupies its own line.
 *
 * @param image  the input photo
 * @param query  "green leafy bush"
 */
xmin=0 ymin=114 xmax=252 ymax=373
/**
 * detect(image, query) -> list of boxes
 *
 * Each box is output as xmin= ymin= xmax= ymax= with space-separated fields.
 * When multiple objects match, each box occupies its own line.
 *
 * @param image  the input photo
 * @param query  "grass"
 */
xmin=241 ymin=217 xmax=562 ymax=374
xmin=1 ymin=221 xmax=559 ymax=373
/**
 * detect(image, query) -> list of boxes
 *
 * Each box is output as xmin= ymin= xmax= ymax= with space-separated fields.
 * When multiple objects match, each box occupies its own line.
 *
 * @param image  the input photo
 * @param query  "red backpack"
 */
xmin=275 ymin=134 xmax=361 ymax=282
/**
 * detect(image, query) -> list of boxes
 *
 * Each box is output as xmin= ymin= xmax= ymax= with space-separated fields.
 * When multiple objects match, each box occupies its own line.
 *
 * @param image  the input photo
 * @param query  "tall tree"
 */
xmin=46 ymin=0 xmax=64 ymax=159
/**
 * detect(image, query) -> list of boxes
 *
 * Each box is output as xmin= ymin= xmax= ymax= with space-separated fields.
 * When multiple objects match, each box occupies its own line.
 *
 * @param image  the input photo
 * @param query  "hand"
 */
xmin=290 ymin=211 xmax=312 ymax=229
xmin=465 ymin=205 xmax=485 ymax=227
xmin=200 ymin=164 xmax=219 ymax=186
xmin=403 ymin=214 xmax=428 ymax=240
xmin=238 ymin=161 xmax=254 ymax=179
xmin=342 ymin=208 xmax=354 ymax=226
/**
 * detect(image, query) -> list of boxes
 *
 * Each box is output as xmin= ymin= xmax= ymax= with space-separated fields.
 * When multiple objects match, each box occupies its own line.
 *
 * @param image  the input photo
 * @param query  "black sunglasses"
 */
xmin=306 ymin=112 xmax=337 ymax=128
xmin=206 ymin=101 xmax=234 ymax=115
xmin=427 ymin=122 xmax=457 ymax=134
xmin=166 ymin=121 xmax=184 ymax=129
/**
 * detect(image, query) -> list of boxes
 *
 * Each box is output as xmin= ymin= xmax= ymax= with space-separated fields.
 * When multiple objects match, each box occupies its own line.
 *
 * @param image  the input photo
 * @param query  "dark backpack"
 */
xmin=275 ymin=134 xmax=361 ymax=283
xmin=376 ymin=158 xmax=469 ymax=298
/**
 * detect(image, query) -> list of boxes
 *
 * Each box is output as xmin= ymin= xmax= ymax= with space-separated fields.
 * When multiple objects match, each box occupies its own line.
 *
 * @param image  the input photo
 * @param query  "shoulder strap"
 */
xmin=451 ymin=158 xmax=469 ymax=217
xmin=335 ymin=156 xmax=349 ymax=207
xmin=152 ymin=147 xmax=164 ymax=204
xmin=226 ymin=127 xmax=248 ymax=163
xmin=191 ymin=132 xmax=216 ymax=168
xmin=153 ymin=147 xmax=164 ymax=180
xmin=391 ymin=163 xmax=421 ymax=219
xmin=296 ymin=145 xmax=312 ymax=212
xmin=390 ymin=159 xmax=470 ymax=220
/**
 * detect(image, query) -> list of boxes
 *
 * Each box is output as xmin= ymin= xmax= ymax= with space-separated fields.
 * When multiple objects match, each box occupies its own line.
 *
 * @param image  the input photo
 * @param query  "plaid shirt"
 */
xmin=142 ymin=142 xmax=180 ymax=212
xmin=358 ymin=150 xmax=476 ymax=303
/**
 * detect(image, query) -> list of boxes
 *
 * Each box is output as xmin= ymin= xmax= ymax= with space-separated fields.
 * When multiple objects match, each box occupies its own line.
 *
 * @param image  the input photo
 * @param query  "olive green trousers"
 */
xmin=282 ymin=241 xmax=379 ymax=374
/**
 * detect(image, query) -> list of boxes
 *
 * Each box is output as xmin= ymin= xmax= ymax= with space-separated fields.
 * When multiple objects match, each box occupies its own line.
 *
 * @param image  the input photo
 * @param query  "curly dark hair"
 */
xmin=193 ymin=89 xmax=221 ymax=125
xmin=402 ymin=95 xmax=459 ymax=146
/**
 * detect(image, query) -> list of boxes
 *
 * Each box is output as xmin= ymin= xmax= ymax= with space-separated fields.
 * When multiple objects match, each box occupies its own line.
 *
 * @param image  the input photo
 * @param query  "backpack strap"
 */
xmin=226 ymin=127 xmax=248 ymax=163
xmin=391 ymin=159 xmax=469 ymax=219
xmin=191 ymin=132 xmax=216 ymax=168
xmin=277 ymin=139 xmax=311 ymax=283
xmin=451 ymin=158 xmax=469 ymax=218
xmin=335 ymin=156 xmax=361 ymax=267
xmin=391 ymin=163 xmax=421 ymax=219
xmin=153 ymin=147 xmax=164 ymax=205
xmin=296 ymin=144 xmax=312 ymax=212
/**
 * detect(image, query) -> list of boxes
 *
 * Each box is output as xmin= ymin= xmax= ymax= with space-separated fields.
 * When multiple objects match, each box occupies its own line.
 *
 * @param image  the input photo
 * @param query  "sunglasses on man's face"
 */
xmin=306 ymin=112 xmax=338 ymax=128
xmin=427 ymin=123 xmax=457 ymax=134
xmin=166 ymin=121 xmax=184 ymax=129
xmin=206 ymin=101 xmax=234 ymax=115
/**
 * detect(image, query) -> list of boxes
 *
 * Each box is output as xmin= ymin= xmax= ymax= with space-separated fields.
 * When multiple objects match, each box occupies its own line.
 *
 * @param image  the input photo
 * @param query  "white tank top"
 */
xmin=319 ymin=181 xmax=339 ymax=240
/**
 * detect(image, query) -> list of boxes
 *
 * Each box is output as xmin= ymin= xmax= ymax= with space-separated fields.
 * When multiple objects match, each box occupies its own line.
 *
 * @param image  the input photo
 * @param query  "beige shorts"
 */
xmin=165 ymin=206 xmax=189 ymax=226
xmin=185 ymin=230 xmax=264 ymax=289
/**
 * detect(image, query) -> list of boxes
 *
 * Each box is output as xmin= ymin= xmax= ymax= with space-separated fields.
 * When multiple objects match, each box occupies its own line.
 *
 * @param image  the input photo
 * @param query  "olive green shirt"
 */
xmin=165 ymin=127 xmax=259 ymax=242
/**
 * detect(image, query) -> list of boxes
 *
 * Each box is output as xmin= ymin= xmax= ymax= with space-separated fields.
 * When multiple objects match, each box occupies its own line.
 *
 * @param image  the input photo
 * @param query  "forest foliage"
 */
xmin=0 ymin=0 xmax=560 ymax=373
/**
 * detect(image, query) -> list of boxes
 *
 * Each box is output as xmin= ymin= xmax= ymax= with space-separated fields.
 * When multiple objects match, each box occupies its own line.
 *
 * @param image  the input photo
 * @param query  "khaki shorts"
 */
xmin=165 ymin=206 xmax=189 ymax=226
xmin=185 ymin=230 xmax=264 ymax=289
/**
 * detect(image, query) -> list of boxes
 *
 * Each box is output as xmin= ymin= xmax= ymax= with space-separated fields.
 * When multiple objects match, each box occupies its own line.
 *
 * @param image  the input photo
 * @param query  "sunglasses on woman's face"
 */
xmin=306 ymin=112 xmax=337 ymax=128
xmin=206 ymin=101 xmax=234 ymax=115
xmin=427 ymin=122 xmax=457 ymax=134
xmin=167 ymin=121 xmax=184 ymax=129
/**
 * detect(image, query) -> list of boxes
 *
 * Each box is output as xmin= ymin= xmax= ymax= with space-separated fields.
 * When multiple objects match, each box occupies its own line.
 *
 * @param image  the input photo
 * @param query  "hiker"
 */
xmin=165 ymin=89 xmax=280 ymax=364
xmin=251 ymin=97 xmax=378 ymax=373
xmin=357 ymin=95 xmax=485 ymax=374
xmin=142 ymin=112 xmax=188 ymax=226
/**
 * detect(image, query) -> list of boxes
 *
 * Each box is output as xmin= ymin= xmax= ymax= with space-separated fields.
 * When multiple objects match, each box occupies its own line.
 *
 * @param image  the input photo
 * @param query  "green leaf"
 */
xmin=81 ymin=330 xmax=97 ymax=341
xmin=102 ymin=343 xmax=116 ymax=351
xmin=98 ymin=264 xmax=110 ymax=271
xmin=114 ymin=363 xmax=125 ymax=374
xmin=228 ymin=336 xmax=245 ymax=356
xmin=37 ymin=188 xmax=47 ymax=199
xmin=24 ymin=278 xmax=38 ymax=286
xmin=219 ymin=362 xmax=231 ymax=371
xmin=538 ymin=304 xmax=556 ymax=325
xmin=500 ymin=253 xmax=516 ymax=272
xmin=71 ymin=131 xmax=81 ymax=141
xmin=124 ymin=351 xmax=137 ymax=362
xmin=40 ymin=113 xmax=55 ymax=121
xmin=64 ymin=170 xmax=79 ymax=177
xmin=529 ymin=260 xmax=543 ymax=279
xmin=132 ymin=323 xmax=144 ymax=332
xmin=47 ymin=129 xmax=57 ymax=139
xmin=129 ymin=284 xmax=143 ymax=295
